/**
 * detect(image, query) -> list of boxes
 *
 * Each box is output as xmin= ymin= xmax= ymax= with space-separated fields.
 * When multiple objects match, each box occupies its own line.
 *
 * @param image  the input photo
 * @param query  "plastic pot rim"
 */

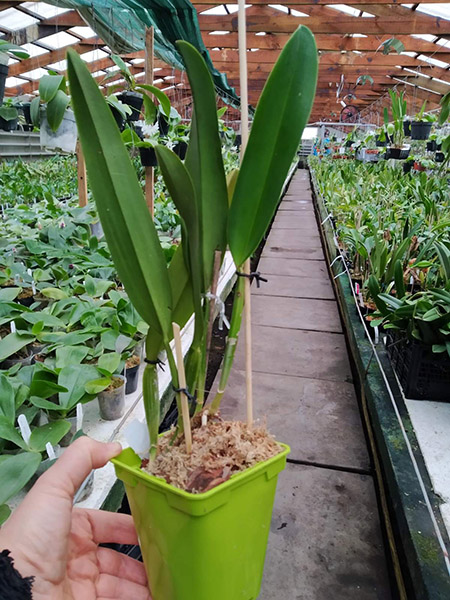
xmin=112 ymin=441 xmax=290 ymax=502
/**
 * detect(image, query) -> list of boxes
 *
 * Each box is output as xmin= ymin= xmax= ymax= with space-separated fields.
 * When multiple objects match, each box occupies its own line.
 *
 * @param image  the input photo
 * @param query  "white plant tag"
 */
xmin=124 ymin=419 xmax=150 ymax=457
xmin=18 ymin=414 xmax=32 ymax=445
xmin=76 ymin=403 xmax=83 ymax=432
xmin=10 ymin=321 xmax=16 ymax=333
xmin=46 ymin=442 xmax=56 ymax=460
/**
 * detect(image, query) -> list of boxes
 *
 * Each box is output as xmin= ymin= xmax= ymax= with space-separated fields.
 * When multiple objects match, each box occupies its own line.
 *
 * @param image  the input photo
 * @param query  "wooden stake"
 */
xmin=145 ymin=26 xmax=155 ymax=217
xmin=172 ymin=322 xmax=193 ymax=453
xmin=237 ymin=0 xmax=253 ymax=428
xmin=76 ymin=141 xmax=87 ymax=208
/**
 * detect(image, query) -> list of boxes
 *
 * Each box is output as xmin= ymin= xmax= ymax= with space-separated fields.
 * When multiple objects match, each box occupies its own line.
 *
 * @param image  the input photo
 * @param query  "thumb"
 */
xmin=37 ymin=436 xmax=122 ymax=498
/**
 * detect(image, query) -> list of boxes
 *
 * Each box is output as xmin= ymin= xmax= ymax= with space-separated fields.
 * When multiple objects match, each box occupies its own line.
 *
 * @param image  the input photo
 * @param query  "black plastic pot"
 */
xmin=118 ymin=92 xmax=143 ymax=122
xmin=235 ymin=134 xmax=242 ymax=147
xmin=435 ymin=151 xmax=445 ymax=163
xmin=403 ymin=120 xmax=411 ymax=136
xmin=109 ymin=105 xmax=125 ymax=131
xmin=376 ymin=137 xmax=387 ymax=147
xmin=139 ymin=146 xmax=158 ymax=167
xmin=411 ymin=121 xmax=432 ymax=140
xmin=0 ymin=63 xmax=8 ymax=105
xmin=0 ymin=116 xmax=18 ymax=132
xmin=173 ymin=141 xmax=188 ymax=160
xmin=403 ymin=161 xmax=414 ymax=174
xmin=125 ymin=363 xmax=139 ymax=394
xmin=157 ymin=112 xmax=170 ymax=136
xmin=426 ymin=140 xmax=437 ymax=152
xmin=345 ymin=140 xmax=354 ymax=148
xmin=385 ymin=146 xmax=410 ymax=160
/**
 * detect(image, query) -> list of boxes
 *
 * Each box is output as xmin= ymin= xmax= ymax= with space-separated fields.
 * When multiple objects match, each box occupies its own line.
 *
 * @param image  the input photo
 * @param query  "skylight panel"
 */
xmin=8 ymin=58 xmax=19 ymax=66
xmin=351 ymin=34 xmax=367 ymax=38
xmin=154 ymin=78 xmax=164 ymax=84
xmin=361 ymin=12 xmax=375 ymax=17
xmin=269 ymin=5 xmax=289 ymax=14
xmin=411 ymin=34 xmax=438 ymax=42
xmin=0 ymin=8 xmax=39 ymax=31
xmin=255 ymin=32 xmax=267 ymax=36
xmin=80 ymin=49 xmax=109 ymax=63
xmin=134 ymin=72 xmax=145 ymax=78
xmin=401 ymin=52 xmax=417 ymax=57
xmin=38 ymin=32 xmax=80 ymax=49
xmin=69 ymin=26 xmax=96 ymax=39
xmin=418 ymin=54 xmax=449 ymax=68
xmin=105 ymin=65 xmax=120 ymax=72
xmin=403 ymin=67 xmax=431 ymax=77
xmin=208 ymin=30 xmax=231 ymax=35
xmin=435 ymin=38 xmax=450 ymax=48
xmin=47 ymin=60 xmax=67 ymax=71
xmin=21 ymin=43 xmax=48 ymax=58
xmin=4 ymin=77 xmax=27 ymax=88
xmin=291 ymin=9 xmax=309 ymax=17
xmin=415 ymin=4 xmax=450 ymax=19
xmin=131 ymin=58 xmax=145 ymax=65
xmin=201 ymin=6 xmax=227 ymax=15
xmin=162 ymin=85 xmax=175 ymax=91
xmin=21 ymin=2 xmax=71 ymax=18
xmin=91 ymin=70 xmax=105 ymax=78
xmin=327 ymin=5 xmax=360 ymax=17
xmin=21 ymin=67 xmax=49 ymax=80
xmin=401 ymin=4 xmax=414 ymax=7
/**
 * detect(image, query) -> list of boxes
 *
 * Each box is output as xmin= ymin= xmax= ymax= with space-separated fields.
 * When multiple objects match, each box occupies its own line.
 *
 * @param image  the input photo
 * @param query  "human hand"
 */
xmin=0 ymin=437 xmax=151 ymax=600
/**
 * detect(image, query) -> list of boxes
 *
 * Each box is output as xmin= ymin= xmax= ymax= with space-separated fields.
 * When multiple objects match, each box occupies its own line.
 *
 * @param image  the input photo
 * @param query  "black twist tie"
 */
xmin=172 ymin=385 xmax=197 ymax=404
xmin=236 ymin=270 xmax=268 ymax=288
xmin=144 ymin=357 xmax=165 ymax=371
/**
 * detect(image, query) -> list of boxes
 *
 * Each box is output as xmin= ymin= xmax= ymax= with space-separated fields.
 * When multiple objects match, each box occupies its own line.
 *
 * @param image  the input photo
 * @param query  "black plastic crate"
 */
xmin=386 ymin=331 xmax=450 ymax=401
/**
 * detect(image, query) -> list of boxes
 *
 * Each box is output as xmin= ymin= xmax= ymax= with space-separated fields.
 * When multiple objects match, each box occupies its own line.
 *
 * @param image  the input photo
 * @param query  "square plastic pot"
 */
xmin=410 ymin=121 xmax=432 ymax=141
xmin=40 ymin=109 xmax=77 ymax=153
xmin=112 ymin=442 xmax=290 ymax=600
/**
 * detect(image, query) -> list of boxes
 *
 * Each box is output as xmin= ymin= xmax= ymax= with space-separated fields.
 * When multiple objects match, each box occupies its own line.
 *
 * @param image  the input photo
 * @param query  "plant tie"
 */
xmin=144 ymin=357 xmax=165 ymax=371
xmin=203 ymin=292 xmax=230 ymax=330
xmin=235 ymin=270 xmax=268 ymax=288
xmin=172 ymin=385 xmax=196 ymax=404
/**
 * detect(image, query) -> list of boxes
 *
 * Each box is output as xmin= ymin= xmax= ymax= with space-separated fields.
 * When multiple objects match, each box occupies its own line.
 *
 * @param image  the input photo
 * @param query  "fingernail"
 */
xmin=108 ymin=442 xmax=122 ymax=456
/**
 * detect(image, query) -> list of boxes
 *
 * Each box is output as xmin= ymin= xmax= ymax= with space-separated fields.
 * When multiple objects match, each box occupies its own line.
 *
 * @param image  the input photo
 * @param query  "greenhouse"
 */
xmin=0 ymin=0 xmax=449 ymax=598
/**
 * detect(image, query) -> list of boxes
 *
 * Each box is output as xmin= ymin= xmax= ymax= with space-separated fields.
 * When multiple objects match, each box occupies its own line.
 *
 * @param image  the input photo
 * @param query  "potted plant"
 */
xmin=385 ymin=91 xmax=410 ymax=159
xmin=0 ymin=40 xmax=29 ymax=104
xmin=411 ymin=101 xmax=436 ymax=140
xmin=67 ymin=24 xmax=317 ymax=600
xmin=30 ymin=73 xmax=77 ymax=153
xmin=0 ymin=97 xmax=20 ymax=132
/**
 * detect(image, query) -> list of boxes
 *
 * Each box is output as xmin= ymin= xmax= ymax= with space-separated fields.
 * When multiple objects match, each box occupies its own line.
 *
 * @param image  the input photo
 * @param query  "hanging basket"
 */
xmin=411 ymin=121 xmax=432 ymax=141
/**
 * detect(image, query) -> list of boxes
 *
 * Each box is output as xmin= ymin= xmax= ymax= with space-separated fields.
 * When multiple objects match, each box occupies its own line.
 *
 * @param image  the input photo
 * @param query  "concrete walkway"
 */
xmin=221 ymin=169 xmax=393 ymax=599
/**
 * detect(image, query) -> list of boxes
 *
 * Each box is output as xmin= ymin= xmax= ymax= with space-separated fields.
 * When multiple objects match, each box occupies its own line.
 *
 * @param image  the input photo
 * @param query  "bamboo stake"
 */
xmin=76 ymin=141 xmax=87 ymax=208
xmin=172 ymin=322 xmax=193 ymax=453
xmin=145 ymin=26 xmax=154 ymax=216
xmin=237 ymin=0 xmax=253 ymax=428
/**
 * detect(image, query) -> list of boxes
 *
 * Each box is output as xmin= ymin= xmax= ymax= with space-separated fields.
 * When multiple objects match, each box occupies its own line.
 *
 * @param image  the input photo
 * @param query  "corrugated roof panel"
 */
xmin=38 ymin=32 xmax=80 ymax=49
xmin=0 ymin=8 xmax=39 ymax=30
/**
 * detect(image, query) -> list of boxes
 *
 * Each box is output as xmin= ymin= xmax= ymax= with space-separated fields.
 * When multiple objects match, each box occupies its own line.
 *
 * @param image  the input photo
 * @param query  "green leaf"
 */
xmin=32 ymin=321 xmax=44 ymax=336
xmin=0 ymin=287 xmax=20 ymax=301
xmin=30 ymin=96 xmax=40 ymax=126
xmin=0 ymin=332 xmax=34 ymax=363
xmin=177 ymin=41 xmax=229 ymax=290
xmin=0 ymin=416 xmax=27 ymax=449
xmin=0 ymin=375 xmax=15 ymax=423
xmin=85 ymin=377 xmax=110 ymax=395
xmin=155 ymin=145 xmax=203 ymax=320
xmin=98 ymin=351 xmax=120 ymax=375
xmin=29 ymin=420 xmax=71 ymax=452
xmin=46 ymin=90 xmax=70 ymax=132
xmin=58 ymin=364 xmax=99 ymax=410
xmin=67 ymin=49 xmax=172 ymax=340
xmin=29 ymin=396 xmax=61 ymax=411
xmin=55 ymin=345 xmax=89 ymax=369
xmin=39 ymin=74 xmax=64 ymax=103
xmin=41 ymin=287 xmax=69 ymax=300
xmin=228 ymin=26 xmax=318 ymax=265
xmin=138 ymin=84 xmax=171 ymax=119
xmin=0 ymin=504 xmax=11 ymax=526
xmin=0 ymin=453 xmax=41 ymax=504
xmin=142 ymin=93 xmax=156 ymax=124
xmin=30 ymin=372 xmax=68 ymax=399
xmin=394 ymin=260 xmax=406 ymax=299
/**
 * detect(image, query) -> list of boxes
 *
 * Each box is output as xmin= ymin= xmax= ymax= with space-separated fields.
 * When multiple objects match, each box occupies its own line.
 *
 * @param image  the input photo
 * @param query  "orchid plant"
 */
xmin=67 ymin=26 xmax=318 ymax=460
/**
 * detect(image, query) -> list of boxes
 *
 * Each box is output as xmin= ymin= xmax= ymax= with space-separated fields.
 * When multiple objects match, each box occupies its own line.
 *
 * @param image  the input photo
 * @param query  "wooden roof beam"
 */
xmin=198 ymin=13 xmax=450 ymax=35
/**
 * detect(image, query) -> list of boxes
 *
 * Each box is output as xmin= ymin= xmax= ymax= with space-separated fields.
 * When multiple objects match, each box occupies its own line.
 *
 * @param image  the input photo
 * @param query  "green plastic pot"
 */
xmin=112 ymin=441 xmax=290 ymax=600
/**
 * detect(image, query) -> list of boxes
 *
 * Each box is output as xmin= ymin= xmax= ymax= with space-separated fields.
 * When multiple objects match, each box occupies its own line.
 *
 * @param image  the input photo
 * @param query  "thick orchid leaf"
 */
xmin=228 ymin=26 xmax=318 ymax=266
xmin=67 ymin=49 xmax=172 ymax=340
xmin=46 ymin=90 xmax=70 ymax=132
xmin=39 ymin=74 xmax=64 ymax=104
xmin=138 ymin=84 xmax=171 ymax=118
xmin=177 ymin=41 xmax=228 ymax=291
xmin=0 ymin=453 xmax=41 ymax=505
